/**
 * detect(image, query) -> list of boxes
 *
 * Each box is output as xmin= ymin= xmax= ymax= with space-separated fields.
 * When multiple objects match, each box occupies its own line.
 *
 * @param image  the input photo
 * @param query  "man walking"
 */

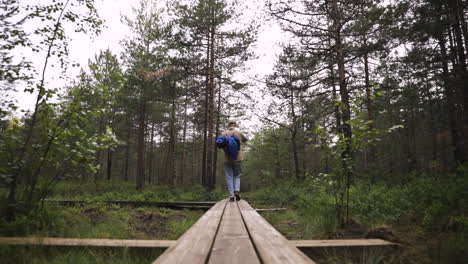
xmin=222 ymin=121 xmax=248 ymax=202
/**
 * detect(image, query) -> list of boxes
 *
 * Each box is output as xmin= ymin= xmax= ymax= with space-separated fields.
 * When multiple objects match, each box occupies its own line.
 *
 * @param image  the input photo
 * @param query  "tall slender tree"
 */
xmin=121 ymin=0 xmax=171 ymax=190
xmin=171 ymin=0 xmax=256 ymax=190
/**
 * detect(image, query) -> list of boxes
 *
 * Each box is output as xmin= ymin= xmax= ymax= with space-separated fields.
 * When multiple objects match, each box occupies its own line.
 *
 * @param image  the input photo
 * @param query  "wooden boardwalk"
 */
xmin=154 ymin=199 xmax=315 ymax=264
xmin=0 ymin=199 xmax=396 ymax=263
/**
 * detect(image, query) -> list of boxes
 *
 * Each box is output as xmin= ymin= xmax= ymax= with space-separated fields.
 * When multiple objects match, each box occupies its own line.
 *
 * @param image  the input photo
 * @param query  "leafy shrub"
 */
xmin=350 ymin=183 xmax=412 ymax=225
xmin=250 ymin=170 xmax=468 ymax=238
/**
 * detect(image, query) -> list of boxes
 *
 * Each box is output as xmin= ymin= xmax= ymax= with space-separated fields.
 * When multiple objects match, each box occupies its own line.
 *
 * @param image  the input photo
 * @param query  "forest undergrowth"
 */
xmin=1 ymin=174 xmax=467 ymax=263
xmin=0 ymin=181 xmax=221 ymax=263
xmin=246 ymin=171 xmax=468 ymax=264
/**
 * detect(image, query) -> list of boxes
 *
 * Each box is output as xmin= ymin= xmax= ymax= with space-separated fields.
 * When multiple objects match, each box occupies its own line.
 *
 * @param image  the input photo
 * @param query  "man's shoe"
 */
xmin=234 ymin=191 xmax=241 ymax=201
xmin=229 ymin=196 xmax=235 ymax=202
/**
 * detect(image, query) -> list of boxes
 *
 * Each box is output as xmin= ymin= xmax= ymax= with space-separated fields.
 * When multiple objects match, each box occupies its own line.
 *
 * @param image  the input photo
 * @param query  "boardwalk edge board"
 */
xmin=41 ymin=199 xmax=216 ymax=209
xmin=0 ymin=237 xmax=399 ymax=248
xmin=0 ymin=237 xmax=176 ymax=248
xmin=0 ymin=237 xmax=396 ymax=249
xmin=290 ymin=239 xmax=397 ymax=248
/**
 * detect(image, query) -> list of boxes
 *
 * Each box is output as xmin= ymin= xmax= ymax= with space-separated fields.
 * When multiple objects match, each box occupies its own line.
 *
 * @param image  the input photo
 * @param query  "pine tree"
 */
xmin=121 ymin=0 xmax=171 ymax=190
xmin=171 ymin=0 xmax=256 ymax=190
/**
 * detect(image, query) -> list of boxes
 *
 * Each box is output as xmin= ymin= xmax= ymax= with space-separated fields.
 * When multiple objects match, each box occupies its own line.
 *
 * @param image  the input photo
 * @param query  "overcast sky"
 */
xmin=12 ymin=0 xmax=284 ymax=134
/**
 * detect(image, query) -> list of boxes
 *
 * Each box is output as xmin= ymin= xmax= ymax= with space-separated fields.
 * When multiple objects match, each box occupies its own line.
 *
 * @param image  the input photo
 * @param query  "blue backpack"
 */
xmin=216 ymin=135 xmax=240 ymax=160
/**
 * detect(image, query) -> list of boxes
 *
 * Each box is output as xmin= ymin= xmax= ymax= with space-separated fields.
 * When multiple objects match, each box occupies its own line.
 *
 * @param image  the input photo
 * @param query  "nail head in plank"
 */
xmin=237 ymin=200 xmax=315 ymax=264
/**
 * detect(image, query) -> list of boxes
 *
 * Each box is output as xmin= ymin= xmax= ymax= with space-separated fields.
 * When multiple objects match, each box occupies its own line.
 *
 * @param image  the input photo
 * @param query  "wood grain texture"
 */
xmin=208 ymin=201 xmax=260 ymax=264
xmin=237 ymin=200 xmax=315 ymax=264
xmin=0 ymin=237 xmax=176 ymax=248
xmin=42 ymin=199 xmax=215 ymax=209
xmin=153 ymin=199 xmax=228 ymax=264
xmin=290 ymin=239 xmax=396 ymax=248
xmin=255 ymin=208 xmax=287 ymax=212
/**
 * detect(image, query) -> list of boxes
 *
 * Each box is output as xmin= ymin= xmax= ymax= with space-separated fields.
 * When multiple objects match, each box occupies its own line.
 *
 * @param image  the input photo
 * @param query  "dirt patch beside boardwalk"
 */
xmin=130 ymin=210 xmax=173 ymax=238
xmin=81 ymin=207 xmax=110 ymax=224
xmin=129 ymin=209 xmax=202 ymax=239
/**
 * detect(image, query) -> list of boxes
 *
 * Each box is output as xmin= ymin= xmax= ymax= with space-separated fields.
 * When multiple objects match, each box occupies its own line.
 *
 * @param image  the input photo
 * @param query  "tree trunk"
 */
xmin=331 ymin=0 xmax=353 ymax=226
xmin=437 ymin=9 xmax=466 ymax=164
xmin=364 ymin=48 xmax=376 ymax=169
xmin=106 ymin=150 xmax=112 ymax=181
xmin=328 ymin=41 xmax=342 ymax=134
xmin=136 ymin=101 xmax=146 ymax=191
xmin=455 ymin=0 xmax=468 ymax=60
xmin=148 ymin=122 xmax=155 ymax=184
xmin=449 ymin=0 xmax=468 ymax=126
xmin=290 ymin=89 xmax=301 ymax=181
xmin=123 ymin=125 xmax=131 ymax=182
xmin=181 ymin=98 xmax=188 ymax=185
xmin=192 ymin=127 xmax=198 ymax=184
xmin=94 ymin=118 xmax=104 ymax=181
xmin=291 ymin=129 xmax=301 ymax=181
xmin=169 ymin=94 xmax=177 ymax=185
xmin=5 ymin=174 xmax=18 ymax=221
xmin=275 ymin=140 xmax=281 ymax=179
xmin=212 ymin=78 xmax=222 ymax=186
xmin=448 ymin=24 xmax=459 ymax=66
xmin=202 ymin=33 xmax=210 ymax=188
xmin=206 ymin=3 xmax=216 ymax=191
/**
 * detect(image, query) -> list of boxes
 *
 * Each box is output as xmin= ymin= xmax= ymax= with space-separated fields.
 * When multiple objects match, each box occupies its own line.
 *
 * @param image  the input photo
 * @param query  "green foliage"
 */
xmin=301 ymin=205 xmax=337 ymax=239
xmin=48 ymin=180 xmax=223 ymax=202
xmin=350 ymin=183 xmax=413 ymax=225
xmin=0 ymin=79 xmax=120 ymax=217
xmin=243 ymin=128 xmax=292 ymax=187
xmin=0 ymin=246 xmax=162 ymax=264
xmin=250 ymin=169 xmax=468 ymax=240
xmin=167 ymin=212 xmax=200 ymax=239
xmin=246 ymin=180 xmax=305 ymax=207
xmin=0 ymin=203 xmax=131 ymax=239
xmin=246 ymin=179 xmax=340 ymax=238
xmin=0 ymin=0 xmax=107 ymax=222
xmin=316 ymin=248 xmax=391 ymax=264
xmin=0 ymin=0 xmax=32 ymax=94
xmin=350 ymin=172 xmax=468 ymax=233
xmin=314 ymin=86 xmax=402 ymax=225
xmin=0 ymin=181 xmax=212 ymax=241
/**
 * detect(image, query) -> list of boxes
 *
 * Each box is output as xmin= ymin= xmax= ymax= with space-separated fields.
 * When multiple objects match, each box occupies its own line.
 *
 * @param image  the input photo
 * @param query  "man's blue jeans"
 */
xmin=224 ymin=160 xmax=242 ymax=197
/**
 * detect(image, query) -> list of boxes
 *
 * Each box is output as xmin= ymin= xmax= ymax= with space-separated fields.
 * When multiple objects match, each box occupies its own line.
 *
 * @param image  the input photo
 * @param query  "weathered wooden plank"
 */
xmin=42 ymin=199 xmax=215 ymax=209
xmin=0 ymin=237 xmax=176 ymax=248
xmin=255 ymin=208 xmax=287 ymax=212
xmin=290 ymin=239 xmax=396 ymax=248
xmin=153 ymin=199 xmax=228 ymax=264
xmin=208 ymin=201 xmax=260 ymax=264
xmin=237 ymin=200 xmax=315 ymax=264
xmin=0 ymin=238 xmax=395 ymax=249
